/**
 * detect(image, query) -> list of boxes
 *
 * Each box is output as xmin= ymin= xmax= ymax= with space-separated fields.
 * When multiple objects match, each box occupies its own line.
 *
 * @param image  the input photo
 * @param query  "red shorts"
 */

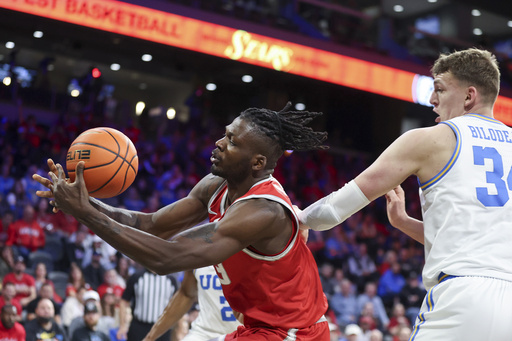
xmin=223 ymin=321 xmax=330 ymax=341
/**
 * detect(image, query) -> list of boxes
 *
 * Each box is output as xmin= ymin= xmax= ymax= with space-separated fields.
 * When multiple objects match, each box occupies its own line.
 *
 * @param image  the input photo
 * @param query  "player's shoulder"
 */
xmin=190 ymin=174 xmax=226 ymax=201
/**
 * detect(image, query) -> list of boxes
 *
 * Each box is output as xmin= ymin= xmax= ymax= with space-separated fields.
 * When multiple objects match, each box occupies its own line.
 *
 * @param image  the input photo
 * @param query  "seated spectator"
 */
xmin=24 ymin=298 xmax=67 ymax=341
xmin=33 ymin=262 xmax=62 ymax=304
xmin=346 ymin=244 xmax=380 ymax=292
xmin=0 ymin=282 xmax=22 ymax=321
xmin=97 ymin=269 xmax=124 ymax=305
xmin=387 ymin=303 xmax=411 ymax=341
xmin=63 ymin=228 xmax=87 ymax=271
xmin=61 ymin=286 xmax=88 ymax=331
xmin=318 ymin=263 xmax=337 ymax=299
xmin=341 ymin=323 xmax=362 ymax=341
xmin=25 ymin=282 xmax=62 ymax=325
xmin=68 ymin=290 xmax=116 ymax=338
xmin=82 ymin=236 xmax=117 ymax=270
xmin=5 ymin=205 xmax=45 ymax=261
xmin=377 ymin=261 xmax=406 ymax=309
xmin=82 ymin=251 xmax=106 ymax=290
xmin=369 ymin=329 xmax=383 ymax=341
xmin=2 ymin=256 xmax=36 ymax=307
xmin=396 ymin=326 xmax=412 ymax=341
xmin=330 ymin=278 xmax=358 ymax=329
xmin=66 ymin=262 xmax=90 ymax=298
xmin=70 ymin=300 xmax=110 ymax=341
xmin=0 ymin=304 xmax=25 ymax=340
xmin=356 ymin=282 xmax=389 ymax=329
xmin=100 ymin=292 xmax=119 ymax=328
xmin=399 ymin=271 xmax=425 ymax=324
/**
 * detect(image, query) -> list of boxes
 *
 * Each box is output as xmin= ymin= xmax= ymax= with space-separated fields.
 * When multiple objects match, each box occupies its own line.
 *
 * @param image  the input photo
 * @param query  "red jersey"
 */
xmin=97 ymin=284 xmax=124 ymax=299
xmin=208 ymin=177 xmax=328 ymax=329
xmin=3 ymin=273 xmax=35 ymax=301
xmin=0 ymin=320 xmax=25 ymax=341
xmin=0 ymin=297 xmax=22 ymax=318
xmin=6 ymin=220 xmax=45 ymax=251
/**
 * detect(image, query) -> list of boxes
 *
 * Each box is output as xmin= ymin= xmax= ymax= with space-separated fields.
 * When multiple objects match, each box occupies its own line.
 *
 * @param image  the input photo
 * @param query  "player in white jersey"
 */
xmin=142 ymin=266 xmax=241 ymax=341
xmin=298 ymin=48 xmax=512 ymax=340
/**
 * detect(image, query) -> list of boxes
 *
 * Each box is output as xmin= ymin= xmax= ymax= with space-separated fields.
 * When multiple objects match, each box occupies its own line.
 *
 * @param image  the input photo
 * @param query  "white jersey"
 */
xmin=183 ymin=266 xmax=241 ymax=341
xmin=419 ymin=114 xmax=512 ymax=289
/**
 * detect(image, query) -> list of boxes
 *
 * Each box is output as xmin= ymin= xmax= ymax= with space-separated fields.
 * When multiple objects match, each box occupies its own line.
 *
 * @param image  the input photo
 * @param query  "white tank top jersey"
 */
xmin=183 ymin=266 xmax=241 ymax=341
xmin=419 ymin=114 xmax=512 ymax=290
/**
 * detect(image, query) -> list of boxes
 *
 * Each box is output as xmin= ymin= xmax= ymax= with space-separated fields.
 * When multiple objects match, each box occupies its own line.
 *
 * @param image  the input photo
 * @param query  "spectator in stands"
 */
xmin=63 ymin=229 xmax=88 ymax=272
xmin=398 ymin=271 xmax=425 ymax=324
xmin=66 ymin=262 xmax=89 ymax=298
xmin=330 ymin=278 xmax=358 ymax=329
xmin=0 ymin=163 xmax=15 ymax=198
xmin=82 ymin=235 xmax=117 ymax=271
xmin=369 ymin=329 xmax=383 ymax=341
xmin=2 ymin=256 xmax=36 ymax=307
xmin=25 ymin=282 xmax=62 ymax=325
xmin=318 ymin=262 xmax=337 ymax=299
xmin=68 ymin=290 xmax=115 ymax=339
xmin=0 ymin=304 xmax=25 ymax=340
xmin=377 ymin=261 xmax=406 ymax=309
xmin=34 ymin=262 xmax=61 ymax=303
xmin=346 ymin=243 xmax=380 ymax=292
xmin=396 ymin=326 xmax=412 ymax=341
xmin=34 ymin=198 xmax=56 ymax=234
xmin=342 ymin=323 xmax=362 ymax=341
xmin=0 ymin=212 xmax=13 ymax=279
xmin=357 ymin=282 xmax=389 ymax=329
xmin=0 ymin=282 xmax=22 ymax=321
xmin=387 ymin=303 xmax=410 ymax=341
xmin=25 ymin=298 xmax=67 ymax=341
xmin=5 ymin=204 xmax=45 ymax=261
xmin=61 ymin=286 xmax=88 ymax=331
xmin=70 ymin=300 xmax=110 ymax=341
xmin=97 ymin=269 xmax=124 ymax=305
xmin=115 ymin=256 xmax=133 ymax=289
xmin=82 ymin=251 xmax=106 ymax=290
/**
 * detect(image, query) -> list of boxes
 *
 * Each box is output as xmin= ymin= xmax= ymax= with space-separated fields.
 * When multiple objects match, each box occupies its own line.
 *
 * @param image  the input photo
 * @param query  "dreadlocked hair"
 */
xmin=239 ymin=102 xmax=328 ymax=153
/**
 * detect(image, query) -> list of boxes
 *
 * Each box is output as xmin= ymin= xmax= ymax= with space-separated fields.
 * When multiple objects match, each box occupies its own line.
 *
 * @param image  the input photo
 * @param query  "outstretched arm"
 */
xmin=34 ymin=159 xmax=218 ymax=239
xmin=49 ymin=162 xmax=283 ymax=275
xmin=143 ymin=270 xmax=197 ymax=341
xmin=385 ymin=186 xmax=424 ymax=244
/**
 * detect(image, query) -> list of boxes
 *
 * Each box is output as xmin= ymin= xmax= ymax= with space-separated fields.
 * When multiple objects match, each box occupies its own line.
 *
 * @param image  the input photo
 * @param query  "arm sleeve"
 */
xmin=298 ymin=180 xmax=370 ymax=231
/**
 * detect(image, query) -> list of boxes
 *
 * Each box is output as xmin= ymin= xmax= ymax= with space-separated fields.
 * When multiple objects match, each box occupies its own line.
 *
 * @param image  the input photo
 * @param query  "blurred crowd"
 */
xmin=0 ymin=98 xmax=426 ymax=340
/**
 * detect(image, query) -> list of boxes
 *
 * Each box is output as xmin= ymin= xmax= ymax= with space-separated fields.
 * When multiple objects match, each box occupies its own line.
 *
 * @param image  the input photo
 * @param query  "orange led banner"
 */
xmin=2 ymin=0 xmax=512 ymax=124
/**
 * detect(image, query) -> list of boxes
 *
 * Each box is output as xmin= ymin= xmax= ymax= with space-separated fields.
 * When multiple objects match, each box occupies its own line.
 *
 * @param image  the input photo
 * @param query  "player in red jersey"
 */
xmin=35 ymin=103 xmax=330 ymax=340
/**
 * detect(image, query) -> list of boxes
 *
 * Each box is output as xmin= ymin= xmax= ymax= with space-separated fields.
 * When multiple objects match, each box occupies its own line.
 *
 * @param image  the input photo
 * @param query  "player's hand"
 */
xmin=385 ymin=185 xmax=408 ymax=228
xmin=49 ymin=161 xmax=91 ymax=217
xmin=33 ymin=159 xmax=60 ymax=212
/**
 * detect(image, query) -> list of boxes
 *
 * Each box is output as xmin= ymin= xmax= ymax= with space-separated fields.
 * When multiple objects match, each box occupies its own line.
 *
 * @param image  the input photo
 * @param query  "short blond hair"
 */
xmin=431 ymin=48 xmax=500 ymax=105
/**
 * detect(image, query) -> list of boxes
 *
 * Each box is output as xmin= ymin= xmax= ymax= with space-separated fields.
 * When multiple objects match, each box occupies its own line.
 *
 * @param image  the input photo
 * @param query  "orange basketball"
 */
xmin=66 ymin=127 xmax=138 ymax=199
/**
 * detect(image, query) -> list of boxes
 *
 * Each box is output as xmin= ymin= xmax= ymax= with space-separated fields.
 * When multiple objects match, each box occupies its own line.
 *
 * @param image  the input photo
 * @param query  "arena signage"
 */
xmin=2 ymin=0 xmax=512 ymax=124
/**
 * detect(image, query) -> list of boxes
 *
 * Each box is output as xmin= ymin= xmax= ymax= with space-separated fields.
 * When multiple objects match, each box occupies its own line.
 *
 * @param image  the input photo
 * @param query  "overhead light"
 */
xmin=2 ymin=77 xmax=11 ymax=86
xmin=135 ymin=101 xmax=145 ymax=116
xmin=393 ymin=5 xmax=404 ymax=13
xmin=141 ymin=54 xmax=152 ymax=62
xmin=295 ymin=103 xmax=306 ymax=111
xmin=166 ymin=108 xmax=176 ymax=120
xmin=427 ymin=0 xmax=437 ymax=3
xmin=206 ymin=83 xmax=217 ymax=91
xmin=110 ymin=63 xmax=121 ymax=71
xmin=508 ymin=20 xmax=512 ymax=28
xmin=471 ymin=9 xmax=481 ymax=17
xmin=70 ymin=89 xmax=80 ymax=97
xmin=473 ymin=28 xmax=483 ymax=36
xmin=242 ymin=75 xmax=253 ymax=83
xmin=5 ymin=42 xmax=15 ymax=49
xmin=33 ymin=31 xmax=43 ymax=38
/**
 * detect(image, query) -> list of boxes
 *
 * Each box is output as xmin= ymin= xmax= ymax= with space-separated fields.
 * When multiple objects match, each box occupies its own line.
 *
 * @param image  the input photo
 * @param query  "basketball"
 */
xmin=66 ymin=127 xmax=138 ymax=199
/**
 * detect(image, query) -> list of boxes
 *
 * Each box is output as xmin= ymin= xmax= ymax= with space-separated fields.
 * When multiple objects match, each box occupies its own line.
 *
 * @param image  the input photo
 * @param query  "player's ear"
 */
xmin=464 ymin=86 xmax=477 ymax=108
xmin=252 ymin=154 xmax=267 ymax=171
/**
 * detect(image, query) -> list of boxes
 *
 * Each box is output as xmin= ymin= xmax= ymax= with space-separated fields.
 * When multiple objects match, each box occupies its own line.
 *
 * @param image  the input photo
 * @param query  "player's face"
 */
xmin=211 ymin=117 xmax=256 ymax=182
xmin=430 ymin=72 xmax=468 ymax=123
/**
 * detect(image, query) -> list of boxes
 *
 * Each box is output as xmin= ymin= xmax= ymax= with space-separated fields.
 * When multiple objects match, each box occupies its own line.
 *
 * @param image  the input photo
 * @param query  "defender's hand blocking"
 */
xmin=49 ymin=161 xmax=91 ymax=217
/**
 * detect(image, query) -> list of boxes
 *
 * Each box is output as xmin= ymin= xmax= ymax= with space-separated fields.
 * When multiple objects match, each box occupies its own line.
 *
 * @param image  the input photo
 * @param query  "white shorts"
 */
xmin=410 ymin=275 xmax=512 ymax=341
